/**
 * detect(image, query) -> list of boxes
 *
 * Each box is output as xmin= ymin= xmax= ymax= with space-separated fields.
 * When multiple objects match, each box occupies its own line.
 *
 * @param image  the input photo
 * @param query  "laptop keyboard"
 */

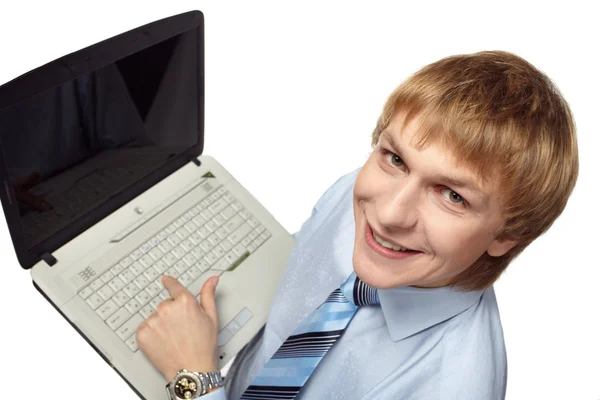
xmin=76 ymin=183 xmax=271 ymax=352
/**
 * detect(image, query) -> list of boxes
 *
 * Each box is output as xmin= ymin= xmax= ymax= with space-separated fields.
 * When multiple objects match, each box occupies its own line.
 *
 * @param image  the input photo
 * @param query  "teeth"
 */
xmin=373 ymin=233 xmax=408 ymax=252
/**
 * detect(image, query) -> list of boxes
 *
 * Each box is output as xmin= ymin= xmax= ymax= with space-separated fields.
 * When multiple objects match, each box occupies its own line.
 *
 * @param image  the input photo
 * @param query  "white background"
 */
xmin=0 ymin=1 xmax=598 ymax=399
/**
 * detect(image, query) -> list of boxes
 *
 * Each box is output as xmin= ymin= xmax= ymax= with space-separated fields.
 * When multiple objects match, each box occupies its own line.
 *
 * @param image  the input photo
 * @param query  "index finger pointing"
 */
xmin=161 ymin=275 xmax=187 ymax=299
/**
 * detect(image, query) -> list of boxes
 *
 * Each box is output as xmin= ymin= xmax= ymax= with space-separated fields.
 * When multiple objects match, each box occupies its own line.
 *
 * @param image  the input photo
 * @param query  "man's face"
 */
xmin=352 ymin=113 xmax=517 ymax=289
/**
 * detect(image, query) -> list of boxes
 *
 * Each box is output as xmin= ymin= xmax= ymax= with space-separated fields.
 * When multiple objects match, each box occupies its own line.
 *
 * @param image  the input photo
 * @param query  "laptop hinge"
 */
xmin=190 ymin=156 xmax=201 ymax=167
xmin=41 ymin=252 xmax=58 ymax=267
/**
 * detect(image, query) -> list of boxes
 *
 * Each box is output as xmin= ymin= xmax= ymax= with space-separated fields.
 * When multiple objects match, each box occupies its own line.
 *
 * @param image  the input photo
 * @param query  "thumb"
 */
xmin=200 ymin=276 xmax=219 ymax=326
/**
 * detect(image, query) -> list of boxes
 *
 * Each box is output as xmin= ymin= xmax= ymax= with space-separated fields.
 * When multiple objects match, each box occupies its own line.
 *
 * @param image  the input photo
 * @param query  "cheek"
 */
xmin=354 ymin=156 xmax=384 ymax=200
xmin=426 ymin=217 xmax=492 ymax=262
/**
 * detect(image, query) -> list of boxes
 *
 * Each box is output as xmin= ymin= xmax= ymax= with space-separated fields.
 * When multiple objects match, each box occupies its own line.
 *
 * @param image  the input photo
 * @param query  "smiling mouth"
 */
xmin=365 ymin=223 xmax=422 ymax=259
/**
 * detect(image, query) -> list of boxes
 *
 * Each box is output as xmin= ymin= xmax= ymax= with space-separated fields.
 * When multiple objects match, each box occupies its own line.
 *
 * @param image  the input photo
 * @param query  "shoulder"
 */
xmin=311 ymin=168 xmax=360 ymax=215
xmin=439 ymin=287 xmax=507 ymax=400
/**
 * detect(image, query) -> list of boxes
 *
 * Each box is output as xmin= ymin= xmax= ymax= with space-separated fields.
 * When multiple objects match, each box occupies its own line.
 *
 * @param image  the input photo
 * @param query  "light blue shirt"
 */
xmin=206 ymin=169 xmax=507 ymax=399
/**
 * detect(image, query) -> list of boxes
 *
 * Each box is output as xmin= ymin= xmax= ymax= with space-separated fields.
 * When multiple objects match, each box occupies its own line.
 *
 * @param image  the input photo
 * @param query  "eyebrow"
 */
xmin=380 ymin=130 xmax=488 ymax=201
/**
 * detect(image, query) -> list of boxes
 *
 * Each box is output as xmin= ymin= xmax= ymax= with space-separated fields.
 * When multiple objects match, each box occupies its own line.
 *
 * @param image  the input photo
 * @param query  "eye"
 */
xmin=385 ymin=152 xmax=405 ymax=168
xmin=441 ymin=188 xmax=464 ymax=205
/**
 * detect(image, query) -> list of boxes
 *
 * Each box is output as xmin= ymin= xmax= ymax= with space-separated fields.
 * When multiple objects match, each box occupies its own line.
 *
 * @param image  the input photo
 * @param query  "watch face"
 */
xmin=174 ymin=373 xmax=200 ymax=399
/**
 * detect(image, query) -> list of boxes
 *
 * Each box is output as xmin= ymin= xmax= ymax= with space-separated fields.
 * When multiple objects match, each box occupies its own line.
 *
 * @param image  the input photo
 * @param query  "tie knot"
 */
xmin=340 ymin=272 xmax=380 ymax=306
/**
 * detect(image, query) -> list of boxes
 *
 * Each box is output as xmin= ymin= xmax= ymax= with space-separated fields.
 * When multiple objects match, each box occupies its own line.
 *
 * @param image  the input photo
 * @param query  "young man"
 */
xmin=136 ymin=50 xmax=578 ymax=399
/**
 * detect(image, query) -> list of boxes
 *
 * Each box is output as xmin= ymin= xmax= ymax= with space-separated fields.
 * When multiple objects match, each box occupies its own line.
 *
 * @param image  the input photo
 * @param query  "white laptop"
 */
xmin=0 ymin=10 xmax=294 ymax=399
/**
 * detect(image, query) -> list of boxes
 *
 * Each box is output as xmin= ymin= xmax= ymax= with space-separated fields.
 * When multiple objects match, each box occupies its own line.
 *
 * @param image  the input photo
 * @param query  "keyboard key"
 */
xmin=207 ymin=233 xmax=220 ymax=246
xmin=140 ymin=305 xmax=154 ymax=320
xmin=189 ymin=207 xmax=200 ymax=216
xmin=129 ymin=262 xmax=145 ymax=276
xmin=176 ymin=227 xmax=190 ymax=240
xmin=158 ymin=241 xmax=173 ymax=253
xmin=96 ymin=299 xmax=118 ymax=319
xmin=157 ymin=230 xmax=169 ymax=241
xmin=197 ymin=259 xmax=211 ymax=272
xmin=145 ymin=282 xmax=162 ymax=297
xmin=209 ymin=200 xmax=227 ymax=214
xmin=212 ymin=256 xmax=232 ymax=271
xmin=248 ymin=242 xmax=258 ymax=253
xmin=130 ymin=249 xmax=143 ymax=260
xmin=199 ymin=241 xmax=213 ymax=253
xmin=178 ymin=273 xmax=194 ymax=287
xmin=79 ymin=286 xmax=94 ymax=300
xmin=239 ymin=209 xmax=252 ymax=220
xmin=125 ymin=298 xmax=142 ymax=315
xmin=184 ymin=221 xmax=197 ymax=233
xmin=188 ymin=265 xmax=203 ymax=279
xmin=134 ymin=275 xmax=150 ymax=290
xmin=249 ymin=230 xmax=259 ymax=240
xmin=113 ymin=291 xmax=130 ymax=307
xmin=149 ymin=247 xmax=163 ymax=260
xmin=125 ymin=334 xmax=139 ymax=352
xmin=164 ymin=253 xmax=178 ymax=266
xmin=116 ymin=314 xmax=144 ymax=340
xmin=139 ymin=254 xmax=155 ymax=268
xmin=247 ymin=217 xmax=259 ymax=227
xmin=241 ymin=236 xmax=252 ymax=247
xmin=224 ymin=252 xmax=237 ymax=264
xmin=110 ymin=264 xmax=124 ymax=275
xmin=167 ymin=234 xmax=181 ymax=246
xmin=256 ymin=225 xmax=266 ymax=234
xmin=165 ymin=224 xmax=178 ymax=234
xmin=106 ymin=307 xmax=132 ymax=330
xmin=204 ymin=252 xmax=218 ymax=266
xmin=220 ymin=239 xmax=233 ymax=251
xmin=213 ymin=214 xmax=226 ymax=226
xmin=120 ymin=269 xmax=136 ymax=283
xmin=218 ymin=187 xmax=227 ymax=195
xmin=154 ymin=259 xmax=168 ymax=273
xmin=123 ymin=283 xmax=140 ymax=297
xmin=86 ymin=293 xmax=104 ymax=310
xmin=91 ymin=279 xmax=104 ymax=292
xmin=180 ymin=239 xmax=195 ymax=253
xmin=198 ymin=226 xmax=211 ymax=238
xmin=215 ymin=227 xmax=228 ymax=240
xmin=171 ymin=246 xmax=186 ymax=259
xmin=200 ymin=210 xmax=213 ymax=220
xmin=183 ymin=212 xmax=193 ymax=222
xmin=220 ymin=206 xmax=236 ymax=220
xmin=192 ymin=215 xmax=206 ymax=227
xmin=143 ymin=268 xmax=160 ymax=282
xmin=228 ymin=223 xmax=252 ymax=244
xmin=223 ymin=215 xmax=244 ymax=233
xmin=165 ymin=266 xmax=179 ymax=278
xmin=108 ymin=277 xmax=126 ymax=292
xmin=261 ymin=231 xmax=271 ymax=240
xmin=149 ymin=236 xmax=161 ymax=247
xmin=173 ymin=217 xmax=186 ymax=228
xmin=120 ymin=257 xmax=134 ymax=268
xmin=183 ymin=253 xmax=198 ymax=266
xmin=174 ymin=261 xmax=189 ymax=275
xmin=97 ymin=285 xmax=115 ymax=301
xmin=232 ymin=243 xmax=247 ymax=257
xmin=210 ymin=192 xmax=221 ymax=202
xmin=100 ymin=270 xmax=115 ymax=284
xmin=223 ymin=192 xmax=235 ymax=203
xmin=231 ymin=201 xmax=243 ymax=211
xmin=206 ymin=220 xmax=218 ymax=232
xmin=189 ymin=232 xmax=203 ymax=245
xmin=212 ymin=245 xmax=226 ymax=258
xmin=140 ymin=242 xmax=152 ymax=253
xmin=135 ymin=290 xmax=152 ymax=306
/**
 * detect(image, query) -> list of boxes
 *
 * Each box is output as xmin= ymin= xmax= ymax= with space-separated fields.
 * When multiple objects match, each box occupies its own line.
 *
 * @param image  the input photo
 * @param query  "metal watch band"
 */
xmin=204 ymin=371 xmax=223 ymax=390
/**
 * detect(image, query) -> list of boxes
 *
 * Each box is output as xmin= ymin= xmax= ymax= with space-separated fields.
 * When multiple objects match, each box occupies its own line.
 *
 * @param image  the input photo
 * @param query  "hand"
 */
xmin=136 ymin=275 xmax=220 ymax=382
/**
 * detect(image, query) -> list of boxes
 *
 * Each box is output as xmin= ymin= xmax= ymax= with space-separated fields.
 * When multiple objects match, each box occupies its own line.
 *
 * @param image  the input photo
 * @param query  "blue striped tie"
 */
xmin=240 ymin=272 xmax=380 ymax=399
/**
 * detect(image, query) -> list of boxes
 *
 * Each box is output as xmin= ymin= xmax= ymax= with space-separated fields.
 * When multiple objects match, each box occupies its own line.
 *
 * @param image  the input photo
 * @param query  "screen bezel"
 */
xmin=0 ymin=10 xmax=205 ymax=269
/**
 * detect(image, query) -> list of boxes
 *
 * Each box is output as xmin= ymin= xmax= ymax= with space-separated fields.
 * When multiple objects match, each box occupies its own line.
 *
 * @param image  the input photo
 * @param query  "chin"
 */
xmin=352 ymin=249 xmax=409 ymax=289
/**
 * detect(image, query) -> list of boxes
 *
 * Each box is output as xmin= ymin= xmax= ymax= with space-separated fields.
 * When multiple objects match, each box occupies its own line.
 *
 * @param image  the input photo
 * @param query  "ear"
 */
xmin=487 ymin=238 xmax=518 ymax=257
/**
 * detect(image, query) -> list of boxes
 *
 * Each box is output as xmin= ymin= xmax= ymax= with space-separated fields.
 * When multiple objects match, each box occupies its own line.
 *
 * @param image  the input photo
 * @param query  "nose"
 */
xmin=376 ymin=179 xmax=420 ymax=230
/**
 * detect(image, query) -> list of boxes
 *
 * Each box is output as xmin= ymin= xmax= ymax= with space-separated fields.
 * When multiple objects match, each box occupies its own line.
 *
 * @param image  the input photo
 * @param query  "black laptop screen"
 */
xmin=0 ymin=27 xmax=201 ymax=253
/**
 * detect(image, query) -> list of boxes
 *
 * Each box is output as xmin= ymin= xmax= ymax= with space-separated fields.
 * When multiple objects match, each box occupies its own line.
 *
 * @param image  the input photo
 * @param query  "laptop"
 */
xmin=0 ymin=10 xmax=294 ymax=399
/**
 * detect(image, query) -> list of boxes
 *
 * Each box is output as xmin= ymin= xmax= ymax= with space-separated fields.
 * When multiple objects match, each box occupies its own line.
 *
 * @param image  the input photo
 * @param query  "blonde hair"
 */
xmin=372 ymin=51 xmax=579 ymax=291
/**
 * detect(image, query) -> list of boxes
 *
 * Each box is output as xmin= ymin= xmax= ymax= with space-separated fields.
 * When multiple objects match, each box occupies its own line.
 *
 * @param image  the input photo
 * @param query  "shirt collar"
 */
xmin=378 ymin=284 xmax=483 ymax=341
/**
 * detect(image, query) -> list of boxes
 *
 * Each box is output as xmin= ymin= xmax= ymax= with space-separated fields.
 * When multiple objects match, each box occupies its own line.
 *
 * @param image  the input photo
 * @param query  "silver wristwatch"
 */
xmin=165 ymin=369 xmax=223 ymax=399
